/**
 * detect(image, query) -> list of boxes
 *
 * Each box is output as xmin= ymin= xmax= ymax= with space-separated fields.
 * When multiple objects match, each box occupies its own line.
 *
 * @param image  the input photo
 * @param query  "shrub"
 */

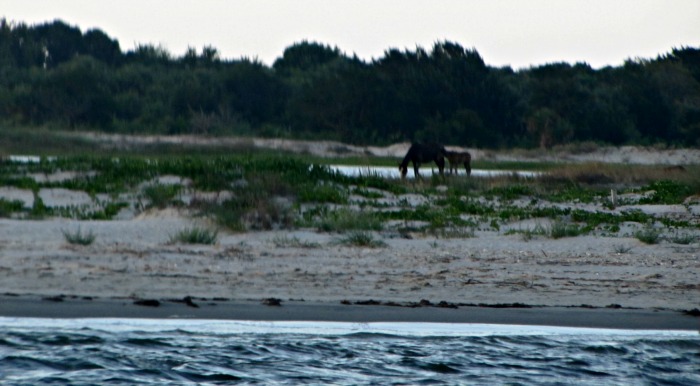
xmin=669 ymin=232 xmax=697 ymax=245
xmin=62 ymin=227 xmax=96 ymax=246
xmin=30 ymin=195 xmax=50 ymax=219
xmin=634 ymin=223 xmax=662 ymax=244
xmin=506 ymin=223 xmax=548 ymax=241
xmin=549 ymin=220 xmax=583 ymax=239
xmin=613 ymin=244 xmax=633 ymax=254
xmin=638 ymin=180 xmax=693 ymax=205
xmin=169 ymin=226 xmax=218 ymax=245
xmin=0 ymin=198 xmax=24 ymax=217
xmin=143 ymin=183 xmax=181 ymax=209
xmin=338 ymin=231 xmax=386 ymax=248
xmin=297 ymin=183 xmax=348 ymax=204
xmin=314 ymin=208 xmax=383 ymax=232
xmin=271 ymin=235 xmax=320 ymax=248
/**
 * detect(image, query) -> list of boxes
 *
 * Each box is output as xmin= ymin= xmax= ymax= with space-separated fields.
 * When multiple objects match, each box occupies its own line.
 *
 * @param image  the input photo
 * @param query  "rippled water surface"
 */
xmin=1 ymin=318 xmax=698 ymax=385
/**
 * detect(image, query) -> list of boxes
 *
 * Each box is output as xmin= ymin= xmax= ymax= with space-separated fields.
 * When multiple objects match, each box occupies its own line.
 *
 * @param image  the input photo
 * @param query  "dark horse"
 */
xmin=399 ymin=143 xmax=447 ymax=179
xmin=445 ymin=150 xmax=472 ymax=176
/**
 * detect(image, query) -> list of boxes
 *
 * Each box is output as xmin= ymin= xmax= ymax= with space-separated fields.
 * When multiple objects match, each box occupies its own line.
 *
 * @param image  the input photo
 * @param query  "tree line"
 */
xmin=1 ymin=19 xmax=699 ymax=148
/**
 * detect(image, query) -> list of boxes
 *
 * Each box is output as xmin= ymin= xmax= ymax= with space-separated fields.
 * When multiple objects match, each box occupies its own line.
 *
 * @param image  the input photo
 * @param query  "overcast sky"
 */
xmin=3 ymin=0 xmax=699 ymax=69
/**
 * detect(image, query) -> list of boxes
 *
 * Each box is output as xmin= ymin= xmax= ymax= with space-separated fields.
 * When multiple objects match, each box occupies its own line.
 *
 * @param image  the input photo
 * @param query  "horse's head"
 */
xmin=398 ymin=164 xmax=408 ymax=179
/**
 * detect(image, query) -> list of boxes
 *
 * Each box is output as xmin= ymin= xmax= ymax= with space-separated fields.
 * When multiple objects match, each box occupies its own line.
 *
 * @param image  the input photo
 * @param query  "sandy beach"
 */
xmin=0 ymin=212 xmax=698 ymax=329
xmin=1 ymin=138 xmax=699 ymax=329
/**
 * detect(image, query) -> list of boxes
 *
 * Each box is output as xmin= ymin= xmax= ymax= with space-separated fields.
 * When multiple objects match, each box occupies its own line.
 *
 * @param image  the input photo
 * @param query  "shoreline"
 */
xmin=1 ymin=295 xmax=698 ymax=331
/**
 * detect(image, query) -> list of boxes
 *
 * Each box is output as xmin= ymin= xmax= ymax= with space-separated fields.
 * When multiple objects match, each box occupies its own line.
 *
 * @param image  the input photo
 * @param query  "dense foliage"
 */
xmin=1 ymin=19 xmax=699 ymax=148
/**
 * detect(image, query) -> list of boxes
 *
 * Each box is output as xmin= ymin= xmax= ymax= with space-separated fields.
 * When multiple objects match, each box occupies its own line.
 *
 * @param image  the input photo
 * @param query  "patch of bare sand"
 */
xmin=78 ymin=132 xmax=700 ymax=164
xmin=1 ymin=213 xmax=698 ymax=310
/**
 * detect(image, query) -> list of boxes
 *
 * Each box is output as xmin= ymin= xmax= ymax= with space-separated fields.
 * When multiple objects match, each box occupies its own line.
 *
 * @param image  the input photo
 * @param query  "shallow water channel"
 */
xmin=330 ymin=165 xmax=541 ymax=179
xmin=6 ymin=156 xmax=540 ymax=179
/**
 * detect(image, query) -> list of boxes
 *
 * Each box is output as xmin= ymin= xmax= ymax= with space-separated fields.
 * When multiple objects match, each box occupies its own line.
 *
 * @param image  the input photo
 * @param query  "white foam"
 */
xmin=0 ymin=317 xmax=696 ymax=337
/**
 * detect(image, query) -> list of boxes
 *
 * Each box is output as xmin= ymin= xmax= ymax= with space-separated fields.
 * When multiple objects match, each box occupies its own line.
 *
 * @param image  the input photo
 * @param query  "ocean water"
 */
xmin=0 ymin=318 xmax=698 ymax=385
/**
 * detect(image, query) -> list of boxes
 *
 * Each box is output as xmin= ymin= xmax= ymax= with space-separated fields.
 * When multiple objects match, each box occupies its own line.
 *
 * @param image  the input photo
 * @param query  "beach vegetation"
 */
xmin=29 ymin=195 xmax=49 ymax=219
xmin=0 ymin=152 xmax=698 ymax=244
xmin=668 ymin=231 xmax=697 ymax=245
xmin=169 ymin=226 xmax=218 ymax=245
xmin=312 ymin=207 xmax=383 ymax=232
xmin=271 ymin=235 xmax=321 ymax=248
xmin=143 ymin=183 xmax=182 ymax=209
xmin=431 ymin=226 xmax=476 ymax=239
xmin=62 ymin=226 xmax=96 ymax=246
xmin=351 ymin=187 xmax=385 ymax=199
xmin=613 ymin=244 xmax=633 ymax=254
xmin=0 ymin=198 xmax=24 ymax=217
xmin=548 ymin=220 xmax=583 ymax=239
xmin=506 ymin=223 xmax=548 ymax=241
xmin=338 ymin=231 xmax=386 ymax=248
xmin=636 ymin=180 xmax=694 ymax=205
xmin=634 ymin=222 xmax=662 ymax=245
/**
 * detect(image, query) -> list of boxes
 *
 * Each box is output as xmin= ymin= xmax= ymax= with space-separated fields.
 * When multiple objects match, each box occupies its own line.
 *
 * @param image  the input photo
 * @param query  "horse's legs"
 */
xmin=464 ymin=162 xmax=471 ymax=177
xmin=399 ymin=165 xmax=408 ymax=179
xmin=413 ymin=162 xmax=421 ymax=178
xmin=436 ymin=157 xmax=445 ymax=176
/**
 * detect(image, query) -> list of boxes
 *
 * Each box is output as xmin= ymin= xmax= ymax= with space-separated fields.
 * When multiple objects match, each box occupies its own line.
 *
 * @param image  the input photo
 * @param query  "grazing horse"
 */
xmin=445 ymin=150 xmax=472 ymax=176
xmin=398 ymin=143 xmax=447 ymax=179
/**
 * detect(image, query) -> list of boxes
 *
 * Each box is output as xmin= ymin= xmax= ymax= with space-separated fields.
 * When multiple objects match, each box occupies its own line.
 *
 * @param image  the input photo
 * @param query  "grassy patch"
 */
xmin=297 ymin=183 xmax=348 ymax=204
xmin=271 ymin=235 xmax=321 ymax=248
xmin=505 ymin=223 xmax=548 ymax=241
xmin=549 ymin=220 xmax=584 ymax=239
xmin=431 ymin=226 xmax=476 ymax=239
xmin=637 ymin=180 xmax=694 ymax=205
xmin=338 ymin=231 xmax=386 ymax=248
xmin=669 ymin=231 xmax=697 ymax=245
xmin=312 ymin=207 xmax=383 ymax=232
xmin=0 ymin=198 xmax=24 ymax=217
xmin=143 ymin=183 xmax=182 ymax=209
xmin=634 ymin=223 xmax=662 ymax=245
xmin=613 ymin=244 xmax=633 ymax=254
xmin=169 ymin=226 xmax=218 ymax=245
xmin=62 ymin=227 xmax=96 ymax=246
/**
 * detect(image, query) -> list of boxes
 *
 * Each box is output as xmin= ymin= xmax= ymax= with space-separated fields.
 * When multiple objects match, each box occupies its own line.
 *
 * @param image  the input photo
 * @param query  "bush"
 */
xmin=143 ymin=183 xmax=181 ymax=209
xmin=0 ymin=198 xmax=24 ymax=217
xmin=314 ymin=208 xmax=383 ymax=232
xmin=549 ymin=220 xmax=583 ymax=239
xmin=338 ymin=231 xmax=386 ymax=248
xmin=634 ymin=223 xmax=662 ymax=244
xmin=169 ymin=226 xmax=218 ymax=245
xmin=62 ymin=227 xmax=96 ymax=246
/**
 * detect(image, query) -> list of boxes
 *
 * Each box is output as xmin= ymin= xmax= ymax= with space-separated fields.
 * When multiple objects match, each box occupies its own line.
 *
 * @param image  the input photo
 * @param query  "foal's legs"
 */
xmin=464 ymin=161 xmax=471 ymax=177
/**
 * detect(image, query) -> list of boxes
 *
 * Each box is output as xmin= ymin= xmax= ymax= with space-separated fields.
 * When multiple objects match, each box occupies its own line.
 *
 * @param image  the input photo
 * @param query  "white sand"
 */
xmin=0 ymin=209 xmax=698 ymax=310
